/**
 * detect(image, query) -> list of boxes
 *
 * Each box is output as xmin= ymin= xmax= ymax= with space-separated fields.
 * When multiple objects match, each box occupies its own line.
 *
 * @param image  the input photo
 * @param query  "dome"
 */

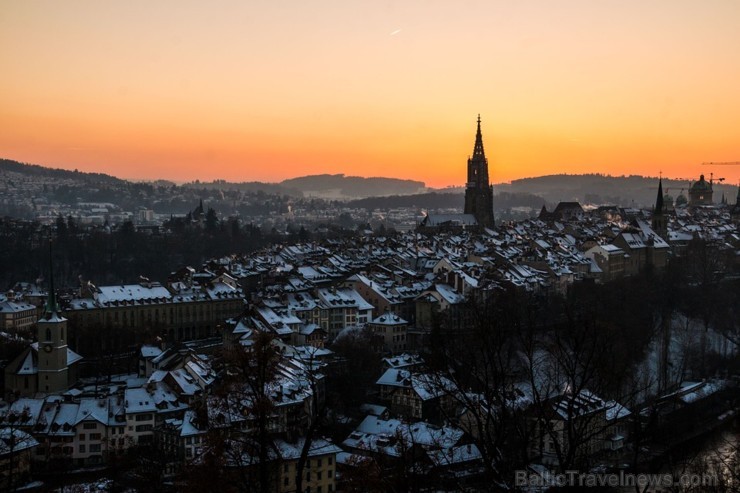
xmin=663 ymin=193 xmax=674 ymax=206
xmin=690 ymin=175 xmax=712 ymax=191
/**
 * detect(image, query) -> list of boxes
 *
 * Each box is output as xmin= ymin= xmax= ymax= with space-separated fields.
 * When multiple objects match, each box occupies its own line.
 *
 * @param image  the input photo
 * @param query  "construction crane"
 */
xmin=708 ymin=173 xmax=726 ymax=184
xmin=701 ymin=163 xmax=738 ymax=186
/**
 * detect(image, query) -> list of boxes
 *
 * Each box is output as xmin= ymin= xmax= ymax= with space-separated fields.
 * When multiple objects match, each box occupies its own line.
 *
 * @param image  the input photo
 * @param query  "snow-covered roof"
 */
xmin=0 ymin=427 xmax=39 ymax=455
xmin=140 ymin=345 xmax=163 ymax=359
xmin=427 ymin=443 xmax=482 ymax=466
xmin=370 ymin=312 xmax=407 ymax=326
xmin=96 ymin=283 xmax=172 ymax=304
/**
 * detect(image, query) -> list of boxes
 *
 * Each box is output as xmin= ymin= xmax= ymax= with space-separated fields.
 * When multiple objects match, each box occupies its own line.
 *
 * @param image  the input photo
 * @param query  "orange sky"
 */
xmin=1 ymin=1 xmax=739 ymax=188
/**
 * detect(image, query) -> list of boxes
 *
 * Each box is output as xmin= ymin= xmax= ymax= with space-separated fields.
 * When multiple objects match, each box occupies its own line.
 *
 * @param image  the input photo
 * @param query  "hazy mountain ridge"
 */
xmin=280 ymin=173 xmax=426 ymax=199
xmin=183 ymin=174 xmax=427 ymax=199
xmin=1 ymin=159 xmax=736 ymax=212
xmin=0 ymin=158 xmax=127 ymax=185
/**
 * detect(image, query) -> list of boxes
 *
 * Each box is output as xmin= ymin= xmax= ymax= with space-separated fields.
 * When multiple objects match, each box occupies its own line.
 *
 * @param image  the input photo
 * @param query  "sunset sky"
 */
xmin=1 ymin=1 xmax=739 ymax=188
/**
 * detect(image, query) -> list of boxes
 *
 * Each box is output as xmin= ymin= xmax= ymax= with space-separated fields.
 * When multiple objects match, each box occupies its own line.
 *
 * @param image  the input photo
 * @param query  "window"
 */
xmin=90 ymin=433 xmax=101 ymax=440
xmin=46 ymin=327 xmax=52 ymax=341
xmin=284 ymin=477 xmax=289 ymax=486
xmin=90 ymin=444 xmax=101 ymax=453
xmin=317 ymin=471 xmax=322 ymax=480
xmin=306 ymin=471 xmax=311 ymax=481
xmin=79 ymin=434 xmax=86 ymax=441
xmin=83 ymin=422 xmax=97 ymax=429
xmin=328 ymin=456 xmax=333 ymax=465
xmin=79 ymin=444 xmax=86 ymax=453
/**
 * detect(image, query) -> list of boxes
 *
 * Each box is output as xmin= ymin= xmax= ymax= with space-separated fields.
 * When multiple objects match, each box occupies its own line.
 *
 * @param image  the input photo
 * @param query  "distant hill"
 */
xmin=280 ymin=174 xmax=426 ymax=199
xmin=181 ymin=174 xmax=426 ymax=199
xmin=0 ymin=158 xmax=127 ymax=185
xmin=1 ymin=158 xmax=735 ymax=210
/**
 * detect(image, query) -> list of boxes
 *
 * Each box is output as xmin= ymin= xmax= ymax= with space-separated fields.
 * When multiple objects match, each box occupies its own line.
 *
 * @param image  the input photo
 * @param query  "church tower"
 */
xmin=36 ymin=248 xmax=70 ymax=394
xmin=651 ymin=176 xmax=668 ymax=240
xmin=464 ymin=115 xmax=494 ymax=227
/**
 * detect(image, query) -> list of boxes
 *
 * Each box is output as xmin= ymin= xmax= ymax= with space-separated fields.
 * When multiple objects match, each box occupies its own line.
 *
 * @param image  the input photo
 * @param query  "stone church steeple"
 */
xmin=464 ymin=115 xmax=494 ymax=227
xmin=37 ymin=243 xmax=71 ymax=393
xmin=652 ymin=175 xmax=667 ymax=239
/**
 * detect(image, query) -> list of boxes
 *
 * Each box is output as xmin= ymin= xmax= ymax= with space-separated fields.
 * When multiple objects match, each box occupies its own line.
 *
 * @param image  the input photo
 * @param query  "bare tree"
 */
xmin=186 ymin=330 xmax=282 ymax=493
xmin=0 ymin=408 xmax=35 ymax=492
xmin=425 ymin=285 xmax=542 ymax=488
xmin=289 ymin=348 xmax=328 ymax=493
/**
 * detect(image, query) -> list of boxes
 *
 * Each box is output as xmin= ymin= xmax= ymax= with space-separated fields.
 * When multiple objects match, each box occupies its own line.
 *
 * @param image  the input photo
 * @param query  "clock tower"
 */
xmin=36 ymin=250 xmax=70 ymax=393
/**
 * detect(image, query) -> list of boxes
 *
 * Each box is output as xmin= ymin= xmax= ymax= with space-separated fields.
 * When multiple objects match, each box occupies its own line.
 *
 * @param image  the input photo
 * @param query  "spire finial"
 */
xmin=45 ymin=240 xmax=59 ymax=317
xmin=472 ymin=115 xmax=485 ymax=158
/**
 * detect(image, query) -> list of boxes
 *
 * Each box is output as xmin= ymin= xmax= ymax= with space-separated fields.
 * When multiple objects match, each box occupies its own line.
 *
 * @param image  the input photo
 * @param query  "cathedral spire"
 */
xmin=44 ymin=240 xmax=59 ymax=318
xmin=472 ymin=114 xmax=485 ymax=159
xmin=464 ymin=115 xmax=494 ymax=227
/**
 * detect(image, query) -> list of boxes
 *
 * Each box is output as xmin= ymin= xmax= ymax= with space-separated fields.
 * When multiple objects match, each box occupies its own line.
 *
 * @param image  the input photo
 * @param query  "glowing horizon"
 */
xmin=2 ymin=1 xmax=739 ymax=188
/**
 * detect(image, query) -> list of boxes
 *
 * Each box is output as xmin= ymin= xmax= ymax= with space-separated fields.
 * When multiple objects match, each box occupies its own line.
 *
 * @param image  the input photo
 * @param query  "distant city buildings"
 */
xmin=0 ymin=134 xmax=739 ymax=490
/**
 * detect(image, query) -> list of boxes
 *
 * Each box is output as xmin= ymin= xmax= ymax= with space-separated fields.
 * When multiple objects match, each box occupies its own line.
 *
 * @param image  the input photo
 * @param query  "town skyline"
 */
xmin=2 ymin=1 xmax=740 ymax=187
